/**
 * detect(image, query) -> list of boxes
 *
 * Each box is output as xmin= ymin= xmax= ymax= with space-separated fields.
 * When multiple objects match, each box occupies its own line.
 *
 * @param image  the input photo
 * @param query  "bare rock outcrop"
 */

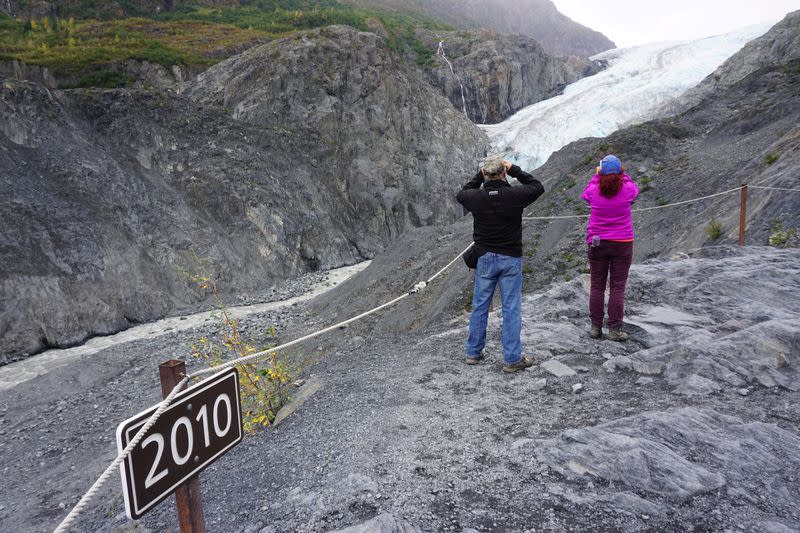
xmin=682 ymin=10 xmax=800 ymax=107
xmin=0 ymin=25 xmax=488 ymax=363
xmin=420 ymin=30 xmax=602 ymax=124
xmin=537 ymin=407 xmax=800 ymax=508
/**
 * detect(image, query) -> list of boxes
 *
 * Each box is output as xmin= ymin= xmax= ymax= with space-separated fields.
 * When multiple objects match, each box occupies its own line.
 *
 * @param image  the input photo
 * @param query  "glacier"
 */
xmin=481 ymin=23 xmax=774 ymax=170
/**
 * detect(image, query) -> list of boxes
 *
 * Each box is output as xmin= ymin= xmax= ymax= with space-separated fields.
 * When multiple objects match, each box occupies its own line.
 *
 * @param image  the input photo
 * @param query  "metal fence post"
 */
xmin=159 ymin=360 xmax=206 ymax=533
xmin=738 ymin=185 xmax=748 ymax=247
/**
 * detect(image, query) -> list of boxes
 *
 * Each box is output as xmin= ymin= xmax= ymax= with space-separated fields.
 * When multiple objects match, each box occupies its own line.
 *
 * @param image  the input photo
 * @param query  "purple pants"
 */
xmin=588 ymin=241 xmax=633 ymax=329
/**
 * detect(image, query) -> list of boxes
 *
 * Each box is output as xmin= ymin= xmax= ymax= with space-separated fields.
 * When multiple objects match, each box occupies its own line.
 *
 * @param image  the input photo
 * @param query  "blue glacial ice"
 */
xmin=481 ymin=23 xmax=775 ymax=170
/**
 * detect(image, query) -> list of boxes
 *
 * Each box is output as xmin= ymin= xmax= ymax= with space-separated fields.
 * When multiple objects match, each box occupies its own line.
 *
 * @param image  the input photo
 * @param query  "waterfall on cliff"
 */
xmin=437 ymin=41 xmax=468 ymax=117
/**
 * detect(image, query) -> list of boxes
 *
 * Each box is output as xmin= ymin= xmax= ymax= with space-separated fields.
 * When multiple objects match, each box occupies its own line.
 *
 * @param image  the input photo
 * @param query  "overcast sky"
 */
xmin=553 ymin=0 xmax=800 ymax=48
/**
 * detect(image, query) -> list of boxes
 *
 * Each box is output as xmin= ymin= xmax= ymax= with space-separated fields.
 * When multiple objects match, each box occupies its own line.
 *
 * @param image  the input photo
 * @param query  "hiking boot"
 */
xmin=606 ymin=328 xmax=629 ymax=342
xmin=502 ymin=355 xmax=535 ymax=373
xmin=465 ymin=353 xmax=485 ymax=365
xmin=589 ymin=326 xmax=602 ymax=339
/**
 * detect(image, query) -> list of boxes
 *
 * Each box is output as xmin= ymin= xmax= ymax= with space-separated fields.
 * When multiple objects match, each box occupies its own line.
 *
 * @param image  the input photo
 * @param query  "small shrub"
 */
xmin=183 ymin=258 xmax=293 ymax=434
xmin=640 ymin=175 xmax=652 ymax=191
xmin=522 ymin=265 xmax=533 ymax=274
xmin=705 ymin=218 xmax=723 ymax=240
xmin=655 ymin=195 xmax=668 ymax=206
xmin=769 ymin=220 xmax=798 ymax=248
xmin=764 ymin=152 xmax=780 ymax=166
xmin=580 ymin=154 xmax=593 ymax=166
xmin=560 ymin=178 xmax=577 ymax=191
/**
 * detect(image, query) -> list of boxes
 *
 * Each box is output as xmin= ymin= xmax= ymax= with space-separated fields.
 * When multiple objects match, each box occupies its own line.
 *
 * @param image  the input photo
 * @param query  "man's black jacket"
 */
xmin=456 ymin=165 xmax=545 ymax=257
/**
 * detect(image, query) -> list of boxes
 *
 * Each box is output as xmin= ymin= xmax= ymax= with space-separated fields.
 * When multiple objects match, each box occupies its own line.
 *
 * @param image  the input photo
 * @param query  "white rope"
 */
xmin=190 ymin=293 xmax=412 ymax=378
xmin=522 ymin=186 xmax=743 ymax=221
xmin=52 ymin=241 xmax=474 ymax=530
xmin=629 ymin=186 xmax=743 ymax=213
xmin=749 ymin=186 xmax=800 ymax=192
xmin=189 ymin=242 xmax=474 ymax=379
xmin=426 ymin=242 xmax=475 ymax=283
xmin=53 ymin=376 xmax=190 ymax=533
xmin=522 ymin=213 xmax=589 ymax=220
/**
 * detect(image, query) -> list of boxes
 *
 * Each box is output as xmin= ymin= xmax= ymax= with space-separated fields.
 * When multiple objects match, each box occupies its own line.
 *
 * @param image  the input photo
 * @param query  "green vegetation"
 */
xmin=769 ymin=220 xmax=797 ymax=248
xmin=0 ymin=16 xmax=266 ymax=77
xmin=183 ymin=257 xmax=293 ymax=433
xmin=655 ymin=194 xmax=668 ymax=206
xmin=58 ymin=68 xmax=133 ymax=88
xmin=764 ymin=151 xmax=780 ymax=166
xmin=0 ymin=1 xmax=447 ymax=84
xmin=705 ymin=218 xmax=724 ymax=240
xmin=640 ymin=175 xmax=652 ymax=191
xmin=557 ymin=177 xmax=576 ymax=192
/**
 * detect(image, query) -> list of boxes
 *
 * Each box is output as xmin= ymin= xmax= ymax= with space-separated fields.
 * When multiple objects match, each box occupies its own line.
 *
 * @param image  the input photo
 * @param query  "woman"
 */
xmin=581 ymin=155 xmax=639 ymax=341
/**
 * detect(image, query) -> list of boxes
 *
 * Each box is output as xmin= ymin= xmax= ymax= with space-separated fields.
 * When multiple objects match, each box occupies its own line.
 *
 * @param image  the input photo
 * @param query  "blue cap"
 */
xmin=600 ymin=155 xmax=622 ymax=175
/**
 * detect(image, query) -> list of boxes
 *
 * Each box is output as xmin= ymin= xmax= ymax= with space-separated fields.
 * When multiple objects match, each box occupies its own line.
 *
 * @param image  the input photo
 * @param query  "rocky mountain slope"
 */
xmin=345 ymin=0 xmax=616 ymax=57
xmin=419 ymin=29 xmax=602 ymax=124
xmin=0 ymin=25 xmax=488 ymax=364
xmin=306 ymin=12 xmax=800 ymax=341
xmin=2 ymin=247 xmax=797 ymax=532
xmin=679 ymin=11 xmax=800 ymax=110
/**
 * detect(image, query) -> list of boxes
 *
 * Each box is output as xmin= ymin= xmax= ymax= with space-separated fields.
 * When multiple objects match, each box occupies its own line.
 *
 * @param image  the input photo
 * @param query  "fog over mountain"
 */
xmin=344 ymin=0 xmax=616 ymax=56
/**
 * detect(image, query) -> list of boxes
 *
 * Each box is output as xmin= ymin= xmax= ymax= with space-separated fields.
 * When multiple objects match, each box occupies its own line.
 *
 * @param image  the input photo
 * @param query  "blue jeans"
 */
xmin=466 ymin=253 xmax=523 ymax=365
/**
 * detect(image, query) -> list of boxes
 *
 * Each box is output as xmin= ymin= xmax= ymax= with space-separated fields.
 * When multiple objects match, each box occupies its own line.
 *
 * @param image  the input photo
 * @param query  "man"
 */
xmin=456 ymin=155 xmax=545 ymax=373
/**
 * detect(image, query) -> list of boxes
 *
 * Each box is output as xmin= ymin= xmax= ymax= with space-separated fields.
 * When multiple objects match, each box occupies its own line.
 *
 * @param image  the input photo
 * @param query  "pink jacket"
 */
xmin=581 ymin=174 xmax=639 ymax=244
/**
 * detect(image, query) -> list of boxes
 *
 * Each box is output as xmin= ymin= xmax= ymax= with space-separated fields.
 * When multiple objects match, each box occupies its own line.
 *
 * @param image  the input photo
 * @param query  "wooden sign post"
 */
xmin=160 ymin=360 xmax=207 ymax=533
xmin=116 ymin=363 xmax=242 ymax=530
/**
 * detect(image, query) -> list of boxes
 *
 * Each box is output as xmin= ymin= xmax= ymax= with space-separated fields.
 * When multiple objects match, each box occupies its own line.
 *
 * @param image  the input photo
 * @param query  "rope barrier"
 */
xmin=750 ymin=186 xmax=800 ymax=192
xmin=629 ymin=186 xmax=744 ymax=213
xmin=53 ymin=180 xmax=796 ymax=531
xmin=53 ymin=376 xmax=190 ymax=533
xmin=189 ymin=242 xmax=476 ymax=379
xmin=522 ymin=186 xmax=744 ymax=221
xmin=52 ymin=242 xmax=474 ymax=531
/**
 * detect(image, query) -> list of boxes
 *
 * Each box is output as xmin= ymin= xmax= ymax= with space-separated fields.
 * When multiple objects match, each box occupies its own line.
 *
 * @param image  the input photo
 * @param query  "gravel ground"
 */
xmin=1 ymin=248 xmax=798 ymax=533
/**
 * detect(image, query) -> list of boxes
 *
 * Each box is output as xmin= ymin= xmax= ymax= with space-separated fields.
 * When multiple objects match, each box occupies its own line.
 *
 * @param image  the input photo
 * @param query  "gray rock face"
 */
xmin=536 ymin=408 xmax=800 ymax=503
xmin=329 ymin=512 xmax=421 ymax=533
xmin=0 ymin=25 xmax=488 ymax=363
xmin=541 ymin=359 xmax=577 ymax=378
xmin=0 ymin=60 xmax=57 ymax=88
xmin=185 ymin=26 xmax=488 ymax=231
xmin=598 ymin=248 xmax=800 ymax=392
xmin=421 ymin=31 xmax=601 ymax=124
xmin=682 ymin=10 xmax=800 ymax=108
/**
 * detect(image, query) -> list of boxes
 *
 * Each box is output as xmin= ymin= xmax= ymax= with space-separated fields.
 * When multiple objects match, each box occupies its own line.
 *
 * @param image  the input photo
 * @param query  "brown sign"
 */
xmin=116 ymin=368 xmax=243 ymax=519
